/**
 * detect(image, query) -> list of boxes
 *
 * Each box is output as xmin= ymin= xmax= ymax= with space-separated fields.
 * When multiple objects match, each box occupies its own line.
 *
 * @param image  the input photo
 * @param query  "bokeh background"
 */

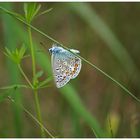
xmin=0 ymin=2 xmax=140 ymax=138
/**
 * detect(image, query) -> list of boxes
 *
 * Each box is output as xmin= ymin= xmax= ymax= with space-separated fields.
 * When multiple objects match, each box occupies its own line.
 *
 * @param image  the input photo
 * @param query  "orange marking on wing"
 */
xmin=66 ymin=71 xmax=69 ymax=75
xmin=60 ymin=76 xmax=66 ymax=82
xmin=70 ymin=67 xmax=77 ymax=76
xmin=75 ymin=63 xmax=78 ymax=67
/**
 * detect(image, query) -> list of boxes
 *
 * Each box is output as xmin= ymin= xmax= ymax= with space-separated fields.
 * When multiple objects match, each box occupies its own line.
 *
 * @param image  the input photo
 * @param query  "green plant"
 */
xmin=0 ymin=3 xmax=140 ymax=138
xmin=0 ymin=3 xmax=53 ymax=138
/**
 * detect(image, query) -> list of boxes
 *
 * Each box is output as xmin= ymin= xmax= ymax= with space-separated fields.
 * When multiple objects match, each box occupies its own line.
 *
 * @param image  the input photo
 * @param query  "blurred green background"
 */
xmin=0 ymin=2 xmax=140 ymax=138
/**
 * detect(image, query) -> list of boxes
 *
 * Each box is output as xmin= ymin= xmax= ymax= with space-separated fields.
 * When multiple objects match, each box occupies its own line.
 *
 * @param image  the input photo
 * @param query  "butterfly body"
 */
xmin=49 ymin=44 xmax=82 ymax=88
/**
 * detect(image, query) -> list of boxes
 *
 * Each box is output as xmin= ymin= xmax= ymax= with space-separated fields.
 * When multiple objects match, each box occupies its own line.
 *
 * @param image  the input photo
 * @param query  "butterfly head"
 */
xmin=49 ymin=44 xmax=63 ymax=54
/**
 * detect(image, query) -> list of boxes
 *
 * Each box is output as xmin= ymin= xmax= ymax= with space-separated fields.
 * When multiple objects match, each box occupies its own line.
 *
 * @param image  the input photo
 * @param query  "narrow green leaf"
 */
xmin=23 ymin=3 xmax=28 ymax=19
xmin=35 ymin=70 xmax=44 ymax=79
xmin=67 ymin=3 xmax=139 ymax=78
xmin=19 ymin=44 xmax=26 ymax=58
xmin=60 ymin=85 xmax=107 ymax=137
xmin=92 ymin=128 xmax=99 ymax=138
xmin=0 ymin=84 xmax=30 ymax=90
xmin=5 ymin=47 xmax=11 ymax=56
xmin=36 ymin=8 xmax=53 ymax=18
xmin=39 ymin=76 xmax=53 ymax=87
xmin=23 ymin=3 xmax=41 ymax=23
xmin=3 ymin=51 xmax=10 ymax=58
xmin=0 ymin=6 xmax=25 ymax=21
xmin=8 ymin=96 xmax=54 ymax=138
xmin=32 ymin=4 xmax=41 ymax=18
xmin=1 ymin=3 xmax=24 ymax=137
xmin=0 ymin=92 xmax=11 ymax=103
xmin=15 ymin=48 xmax=18 ymax=55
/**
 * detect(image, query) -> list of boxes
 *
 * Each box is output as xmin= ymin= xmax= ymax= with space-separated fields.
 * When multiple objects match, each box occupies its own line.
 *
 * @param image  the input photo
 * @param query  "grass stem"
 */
xmin=18 ymin=64 xmax=33 ymax=88
xmin=27 ymin=26 xmax=45 ymax=138
xmin=7 ymin=96 xmax=54 ymax=138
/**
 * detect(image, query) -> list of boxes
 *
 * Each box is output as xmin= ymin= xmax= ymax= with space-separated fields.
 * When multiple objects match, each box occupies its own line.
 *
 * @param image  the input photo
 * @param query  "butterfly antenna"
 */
xmin=40 ymin=42 xmax=46 ymax=49
xmin=39 ymin=42 xmax=50 ymax=53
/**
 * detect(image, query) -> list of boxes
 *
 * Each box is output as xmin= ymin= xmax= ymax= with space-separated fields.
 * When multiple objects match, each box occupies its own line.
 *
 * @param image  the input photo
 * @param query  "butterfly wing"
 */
xmin=51 ymin=48 xmax=82 ymax=88
xmin=64 ymin=50 xmax=82 ymax=79
xmin=51 ymin=52 xmax=71 ymax=88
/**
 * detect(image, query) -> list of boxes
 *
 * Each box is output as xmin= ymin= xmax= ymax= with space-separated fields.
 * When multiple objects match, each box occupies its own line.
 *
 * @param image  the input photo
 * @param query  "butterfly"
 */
xmin=49 ymin=44 xmax=82 ymax=88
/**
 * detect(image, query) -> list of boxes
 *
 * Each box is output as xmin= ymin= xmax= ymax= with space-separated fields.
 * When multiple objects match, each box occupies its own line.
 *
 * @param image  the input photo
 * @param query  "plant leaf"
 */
xmin=24 ymin=3 xmax=28 ymax=19
xmin=36 ymin=8 xmax=53 ymax=18
xmin=0 ymin=84 xmax=30 ymax=90
xmin=19 ymin=44 xmax=26 ymax=58
xmin=32 ymin=4 xmax=41 ymax=18
xmin=0 ymin=92 xmax=11 ymax=103
xmin=35 ymin=70 xmax=44 ymax=79
xmin=23 ymin=3 xmax=41 ymax=23
xmin=39 ymin=76 xmax=53 ymax=87
xmin=0 ymin=6 xmax=25 ymax=21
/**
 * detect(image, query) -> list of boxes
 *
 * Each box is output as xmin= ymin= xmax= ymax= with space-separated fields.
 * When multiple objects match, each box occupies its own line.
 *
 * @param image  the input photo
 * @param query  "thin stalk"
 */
xmin=28 ymin=26 xmax=45 ymax=138
xmin=92 ymin=128 xmax=99 ymax=138
xmin=28 ymin=27 xmax=36 ymax=80
xmin=33 ymin=89 xmax=45 ymax=137
xmin=7 ymin=96 xmax=54 ymax=138
xmin=18 ymin=64 xmax=33 ymax=88
xmin=0 ymin=84 xmax=30 ymax=90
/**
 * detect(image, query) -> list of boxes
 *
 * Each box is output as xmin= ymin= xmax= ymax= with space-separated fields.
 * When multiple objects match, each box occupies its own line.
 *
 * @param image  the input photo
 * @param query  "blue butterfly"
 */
xmin=49 ymin=44 xmax=82 ymax=88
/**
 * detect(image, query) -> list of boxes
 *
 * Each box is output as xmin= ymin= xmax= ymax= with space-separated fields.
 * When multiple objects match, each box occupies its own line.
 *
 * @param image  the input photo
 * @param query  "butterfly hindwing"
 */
xmin=64 ymin=51 xmax=82 ymax=79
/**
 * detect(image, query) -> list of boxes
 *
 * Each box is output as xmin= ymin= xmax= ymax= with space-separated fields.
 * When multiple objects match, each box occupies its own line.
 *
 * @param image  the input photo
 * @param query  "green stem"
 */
xmin=8 ymin=96 xmax=54 ymax=138
xmin=28 ymin=26 xmax=45 ymax=137
xmin=0 ymin=84 xmax=30 ymax=90
xmin=28 ymin=27 xmax=36 ymax=79
xmin=18 ymin=64 xmax=33 ymax=88
xmin=34 ymin=89 xmax=45 ymax=137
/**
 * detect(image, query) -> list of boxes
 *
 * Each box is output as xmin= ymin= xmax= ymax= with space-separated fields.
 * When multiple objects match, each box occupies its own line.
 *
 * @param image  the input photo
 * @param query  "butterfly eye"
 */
xmin=49 ymin=48 xmax=52 ymax=53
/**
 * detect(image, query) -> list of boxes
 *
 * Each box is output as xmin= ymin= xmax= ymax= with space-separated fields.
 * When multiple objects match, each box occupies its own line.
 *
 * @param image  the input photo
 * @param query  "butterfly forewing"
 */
xmin=52 ymin=52 xmax=71 ymax=88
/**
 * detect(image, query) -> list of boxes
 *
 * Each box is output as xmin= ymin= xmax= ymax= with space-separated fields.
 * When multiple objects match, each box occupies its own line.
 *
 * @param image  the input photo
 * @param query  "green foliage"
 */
xmin=0 ymin=5 xmax=25 ymax=21
xmin=38 ymin=76 xmax=52 ymax=88
xmin=24 ymin=3 xmax=41 ymax=23
xmin=0 ymin=84 xmax=30 ymax=90
xmin=0 ymin=3 xmax=24 ymax=137
xmin=60 ymin=85 xmax=107 ymax=137
xmin=0 ymin=92 xmax=11 ymax=103
xmin=33 ymin=71 xmax=52 ymax=89
xmin=0 ymin=2 xmax=140 ymax=138
xmin=4 ymin=45 xmax=26 ymax=64
xmin=36 ymin=8 xmax=53 ymax=18
xmin=5 ymin=3 xmax=139 ymax=104
xmin=23 ymin=3 xmax=52 ymax=23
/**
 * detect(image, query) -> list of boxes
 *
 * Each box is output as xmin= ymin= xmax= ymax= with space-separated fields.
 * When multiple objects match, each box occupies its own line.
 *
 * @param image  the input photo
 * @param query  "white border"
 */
xmin=1 ymin=0 xmax=140 ymax=2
